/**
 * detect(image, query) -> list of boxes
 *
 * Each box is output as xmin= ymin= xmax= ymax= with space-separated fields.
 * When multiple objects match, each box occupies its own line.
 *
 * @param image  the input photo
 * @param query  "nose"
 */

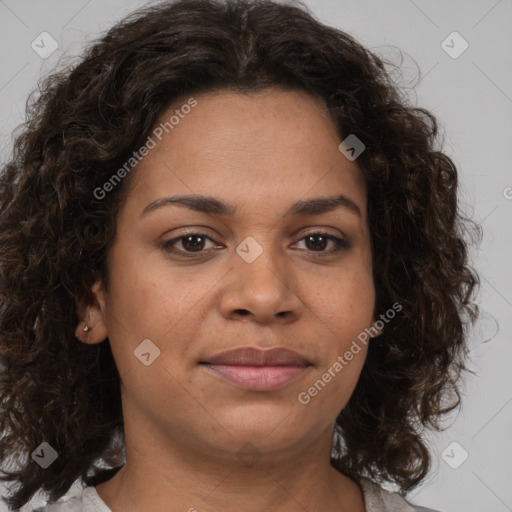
xmin=218 ymin=237 xmax=303 ymax=325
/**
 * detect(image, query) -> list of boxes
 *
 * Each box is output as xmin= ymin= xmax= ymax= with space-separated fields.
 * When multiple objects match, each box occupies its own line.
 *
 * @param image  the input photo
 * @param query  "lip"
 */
xmin=200 ymin=347 xmax=312 ymax=391
xmin=202 ymin=347 xmax=310 ymax=366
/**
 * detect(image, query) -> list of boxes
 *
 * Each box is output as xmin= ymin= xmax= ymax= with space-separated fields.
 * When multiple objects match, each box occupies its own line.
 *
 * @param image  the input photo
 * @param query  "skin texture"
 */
xmin=76 ymin=89 xmax=380 ymax=512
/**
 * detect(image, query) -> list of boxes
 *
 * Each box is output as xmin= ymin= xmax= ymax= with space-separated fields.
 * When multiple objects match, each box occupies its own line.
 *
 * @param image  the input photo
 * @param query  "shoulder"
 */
xmin=357 ymin=476 xmax=442 ymax=512
xmin=31 ymin=482 xmax=112 ymax=512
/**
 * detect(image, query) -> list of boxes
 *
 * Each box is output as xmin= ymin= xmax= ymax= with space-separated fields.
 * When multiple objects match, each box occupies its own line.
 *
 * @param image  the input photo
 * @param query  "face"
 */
xmin=80 ymin=88 xmax=378 ymax=461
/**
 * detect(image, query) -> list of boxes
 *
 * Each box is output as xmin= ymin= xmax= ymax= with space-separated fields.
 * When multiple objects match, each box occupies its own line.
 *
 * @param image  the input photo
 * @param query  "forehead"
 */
xmin=123 ymin=89 xmax=367 ymax=218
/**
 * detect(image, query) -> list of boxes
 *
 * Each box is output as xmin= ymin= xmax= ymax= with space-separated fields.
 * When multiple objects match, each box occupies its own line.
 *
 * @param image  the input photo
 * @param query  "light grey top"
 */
xmin=31 ymin=476 xmax=441 ymax=512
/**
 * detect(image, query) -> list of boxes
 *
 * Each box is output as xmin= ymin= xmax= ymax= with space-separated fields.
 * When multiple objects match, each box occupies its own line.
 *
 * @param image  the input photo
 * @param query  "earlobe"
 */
xmin=74 ymin=313 xmax=108 ymax=344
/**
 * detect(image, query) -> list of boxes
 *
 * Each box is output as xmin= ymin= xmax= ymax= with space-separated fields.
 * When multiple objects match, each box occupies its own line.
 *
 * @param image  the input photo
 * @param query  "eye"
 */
xmin=294 ymin=231 xmax=351 ymax=255
xmin=162 ymin=230 xmax=351 ymax=259
xmin=162 ymin=232 xmax=217 ymax=258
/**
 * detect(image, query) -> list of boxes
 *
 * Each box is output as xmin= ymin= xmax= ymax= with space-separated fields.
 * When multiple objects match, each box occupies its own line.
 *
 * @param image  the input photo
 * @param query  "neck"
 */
xmin=95 ymin=425 xmax=365 ymax=512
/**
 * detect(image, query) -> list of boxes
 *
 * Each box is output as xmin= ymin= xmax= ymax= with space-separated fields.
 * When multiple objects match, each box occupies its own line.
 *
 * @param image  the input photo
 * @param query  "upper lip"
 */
xmin=201 ymin=347 xmax=310 ymax=366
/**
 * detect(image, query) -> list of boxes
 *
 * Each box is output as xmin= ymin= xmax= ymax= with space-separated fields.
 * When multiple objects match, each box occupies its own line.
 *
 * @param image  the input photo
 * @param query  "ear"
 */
xmin=75 ymin=279 xmax=108 ymax=344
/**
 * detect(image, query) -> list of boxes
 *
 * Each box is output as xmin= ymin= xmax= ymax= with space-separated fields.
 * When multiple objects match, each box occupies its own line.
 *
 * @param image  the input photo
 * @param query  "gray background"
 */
xmin=0 ymin=1 xmax=511 ymax=511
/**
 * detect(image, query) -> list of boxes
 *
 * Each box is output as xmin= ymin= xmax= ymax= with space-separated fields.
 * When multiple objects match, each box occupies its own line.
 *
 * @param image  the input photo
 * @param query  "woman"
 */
xmin=0 ymin=1 xmax=480 ymax=511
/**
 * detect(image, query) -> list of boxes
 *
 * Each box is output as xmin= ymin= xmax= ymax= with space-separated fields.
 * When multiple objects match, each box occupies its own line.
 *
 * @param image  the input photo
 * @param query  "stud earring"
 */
xmin=83 ymin=325 xmax=92 ymax=332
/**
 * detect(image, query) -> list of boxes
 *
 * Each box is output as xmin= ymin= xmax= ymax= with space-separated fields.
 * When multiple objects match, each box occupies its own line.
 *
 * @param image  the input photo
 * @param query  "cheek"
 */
xmin=104 ymin=254 xmax=211 ymax=356
xmin=106 ymin=243 xmax=173 ymax=320
xmin=316 ymin=267 xmax=375 ymax=335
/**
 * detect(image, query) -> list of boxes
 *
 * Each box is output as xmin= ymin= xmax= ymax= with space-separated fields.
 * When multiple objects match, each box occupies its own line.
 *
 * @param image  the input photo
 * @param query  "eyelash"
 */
xmin=162 ymin=230 xmax=351 ymax=259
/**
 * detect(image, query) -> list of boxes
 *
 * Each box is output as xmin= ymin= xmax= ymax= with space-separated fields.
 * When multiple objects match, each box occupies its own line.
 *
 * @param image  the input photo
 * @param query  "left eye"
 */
xmin=163 ymin=233 xmax=218 ymax=256
xmin=162 ymin=231 xmax=350 ymax=258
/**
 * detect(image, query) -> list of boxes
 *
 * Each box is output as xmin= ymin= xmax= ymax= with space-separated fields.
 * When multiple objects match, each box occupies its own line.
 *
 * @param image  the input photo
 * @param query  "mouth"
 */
xmin=199 ymin=347 xmax=312 ymax=391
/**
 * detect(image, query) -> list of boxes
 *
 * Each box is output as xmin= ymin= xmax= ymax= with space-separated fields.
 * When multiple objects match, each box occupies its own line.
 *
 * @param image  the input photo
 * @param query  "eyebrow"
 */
xmin=140 ymin=194 xmax=362 ymax=218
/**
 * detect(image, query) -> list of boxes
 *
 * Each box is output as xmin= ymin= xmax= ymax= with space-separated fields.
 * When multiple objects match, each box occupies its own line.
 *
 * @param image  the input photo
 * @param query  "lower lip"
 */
xmin=202 ymin=364 xmax=310 ymax=391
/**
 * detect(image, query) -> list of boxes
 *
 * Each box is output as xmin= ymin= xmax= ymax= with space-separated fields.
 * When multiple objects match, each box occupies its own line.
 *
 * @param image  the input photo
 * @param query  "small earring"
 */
xmin=83 ymin=325 xmax=92 ymax=332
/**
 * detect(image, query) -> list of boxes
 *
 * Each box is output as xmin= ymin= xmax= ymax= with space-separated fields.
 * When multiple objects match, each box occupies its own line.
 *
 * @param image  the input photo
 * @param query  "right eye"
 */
xmin=162 ymin=232 xmax=216 ymax=256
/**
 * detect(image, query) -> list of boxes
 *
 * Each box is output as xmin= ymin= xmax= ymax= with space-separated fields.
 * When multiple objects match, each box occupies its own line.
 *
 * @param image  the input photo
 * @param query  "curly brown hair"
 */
xmin=0 ymin=0 xmax=481 ymax=509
